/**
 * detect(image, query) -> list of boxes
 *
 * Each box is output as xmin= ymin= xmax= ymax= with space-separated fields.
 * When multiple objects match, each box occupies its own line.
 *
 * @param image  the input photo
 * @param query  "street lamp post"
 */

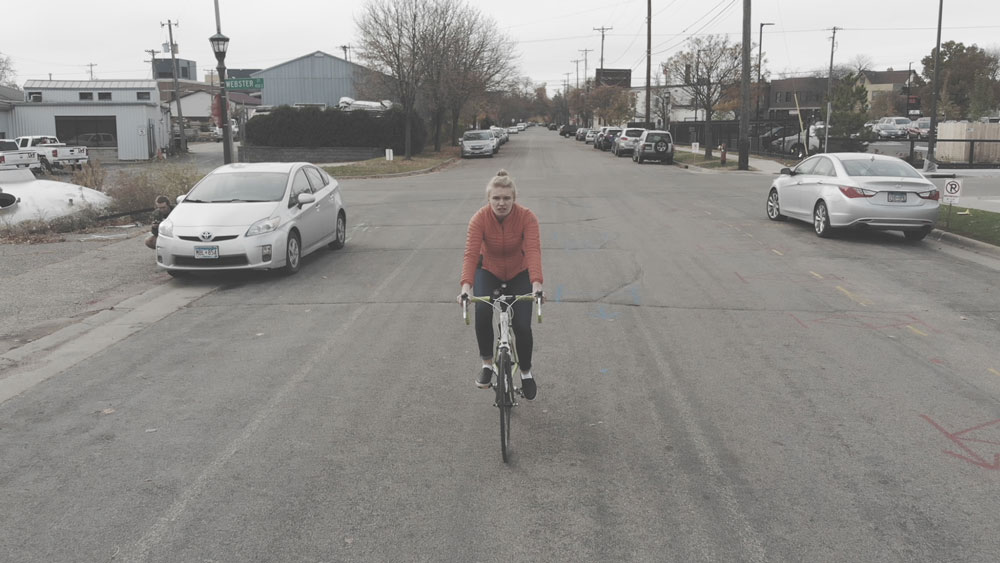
xmin=210 ymin=32 xmax=232 ymax=164
xmin=756 ymin=22 xmax=774 ymax=151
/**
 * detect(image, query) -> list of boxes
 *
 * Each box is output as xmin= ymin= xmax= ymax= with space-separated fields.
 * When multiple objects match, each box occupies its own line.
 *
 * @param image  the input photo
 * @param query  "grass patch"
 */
xmin=937 ymin=205 xmax=1000 ymax=247
xmin=673 ymin=150 xmax=744 ymax=170
xmin=321 ymin=147 xmax=459 ymax=177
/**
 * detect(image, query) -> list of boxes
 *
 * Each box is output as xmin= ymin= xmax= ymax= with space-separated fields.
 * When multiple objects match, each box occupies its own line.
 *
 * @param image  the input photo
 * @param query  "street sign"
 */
xmin=942 ymin=178 xmax=962 ymax=204
xmin=225 ymin=77 xmax=263 ymax=90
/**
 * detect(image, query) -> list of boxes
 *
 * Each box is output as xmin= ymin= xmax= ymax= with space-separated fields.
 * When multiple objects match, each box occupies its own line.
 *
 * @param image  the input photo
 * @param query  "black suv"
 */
xmin=633 ymin=130 xmax=674 ymax=164
xmin=559 ymin=124 xmax=579 ymax=137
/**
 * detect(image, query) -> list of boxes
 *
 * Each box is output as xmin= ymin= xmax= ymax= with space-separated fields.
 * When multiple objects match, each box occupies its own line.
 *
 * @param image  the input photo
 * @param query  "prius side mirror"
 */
xmin=296 ymin=192 xmax=316 ymax=208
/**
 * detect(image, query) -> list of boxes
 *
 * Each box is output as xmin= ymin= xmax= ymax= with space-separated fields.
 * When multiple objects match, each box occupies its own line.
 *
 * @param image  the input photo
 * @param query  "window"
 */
xmin=288 ymin=170 xmax=313 ymax=208
xmin=79 ymin=92 xmax=94 ymax=101
xmin=794 ymin=157 xmax=819 ymax=175
xmin=98 ymin=92 xmax=111 ymax=101
xmin=28 ymin=92 xmax=42 ymax=102
xmin=812 ymin=157 xmax=834 ymax=177
xmin=55 ymin=116 xmax=117 ymax=147
xmin=137 ymin=92 xmax=151 ymax=101
xmin=304 ymin=167 xmax=328 ymax=191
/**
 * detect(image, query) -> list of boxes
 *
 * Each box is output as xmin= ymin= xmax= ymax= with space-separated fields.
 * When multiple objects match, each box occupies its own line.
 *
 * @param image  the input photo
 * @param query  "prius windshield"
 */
xmin=185 ymin=172 xmax=289 ymax=203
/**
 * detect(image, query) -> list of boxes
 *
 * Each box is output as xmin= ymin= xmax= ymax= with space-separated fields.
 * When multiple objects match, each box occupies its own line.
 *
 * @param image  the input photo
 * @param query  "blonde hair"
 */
xmin=485 ymin=169 xmax=516 ymax=199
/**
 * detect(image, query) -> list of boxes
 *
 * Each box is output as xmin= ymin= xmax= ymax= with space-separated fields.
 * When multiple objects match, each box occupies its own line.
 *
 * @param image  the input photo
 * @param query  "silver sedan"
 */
xmin=156 ymin=162 xmax=346 ymax=276
xmin=765 ymin=153 xmax=940 ymax=240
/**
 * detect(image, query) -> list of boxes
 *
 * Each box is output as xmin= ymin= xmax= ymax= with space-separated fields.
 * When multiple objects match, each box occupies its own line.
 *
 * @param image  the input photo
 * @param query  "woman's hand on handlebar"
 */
xmin=458 ymin=283 xmax=472 ymax=305
xmin=532 ymin=282 xmax=545 ymax=304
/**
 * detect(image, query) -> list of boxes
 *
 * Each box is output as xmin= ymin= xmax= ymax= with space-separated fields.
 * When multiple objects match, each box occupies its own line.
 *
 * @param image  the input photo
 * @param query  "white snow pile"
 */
xmin=0 ymin=169 xmax=112 ymax=226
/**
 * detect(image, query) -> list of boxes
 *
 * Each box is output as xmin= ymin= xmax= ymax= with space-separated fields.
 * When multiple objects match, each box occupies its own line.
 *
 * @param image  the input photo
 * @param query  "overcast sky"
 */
xmin=5 ymin=0 xmax=999 ymax=94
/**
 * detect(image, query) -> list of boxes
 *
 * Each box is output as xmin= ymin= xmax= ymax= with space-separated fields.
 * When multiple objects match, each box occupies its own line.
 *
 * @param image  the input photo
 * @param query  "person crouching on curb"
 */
xmin=144 ymin=195 xmax=173 ymax=249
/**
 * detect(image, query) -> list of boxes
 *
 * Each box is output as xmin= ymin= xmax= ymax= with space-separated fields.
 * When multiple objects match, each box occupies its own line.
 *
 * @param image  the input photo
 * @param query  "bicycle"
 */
xmin=462 ymin=285 xmax=542 ymax=463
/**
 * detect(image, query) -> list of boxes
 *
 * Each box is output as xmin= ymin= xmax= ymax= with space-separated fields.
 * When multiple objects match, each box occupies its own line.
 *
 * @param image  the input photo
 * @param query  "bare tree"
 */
xmin=0 ymin=52 xmax=17 ymax=88
xmin=662 ymin=35 xmax=742 ymax=157
xmin=356 ymin=0 xmax=434 ymax=159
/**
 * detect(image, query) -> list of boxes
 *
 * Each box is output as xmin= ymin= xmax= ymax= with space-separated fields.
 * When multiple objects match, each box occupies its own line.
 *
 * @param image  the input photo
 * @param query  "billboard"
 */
xmin=596 ymin=68 xmax=632 ymax=88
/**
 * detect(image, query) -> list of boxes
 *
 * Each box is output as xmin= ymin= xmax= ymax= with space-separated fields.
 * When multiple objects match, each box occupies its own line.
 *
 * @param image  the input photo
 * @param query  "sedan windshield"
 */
xmin=464 ymin=132 xmax=490 ymax=141
xmin=840 ymin=158 xmax=923 ymax=178
xmin=186 ymin=172 xmax=288 ymax=202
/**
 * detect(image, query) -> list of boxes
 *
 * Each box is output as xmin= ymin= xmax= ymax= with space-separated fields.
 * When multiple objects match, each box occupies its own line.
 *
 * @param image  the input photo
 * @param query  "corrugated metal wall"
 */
xmin=11 ymin=104 xmax=168 ymax=161
xmin=257 ymin=53 xmax=360 ymax=107
xmin=0 ymin=109 xmax=11 ymax=138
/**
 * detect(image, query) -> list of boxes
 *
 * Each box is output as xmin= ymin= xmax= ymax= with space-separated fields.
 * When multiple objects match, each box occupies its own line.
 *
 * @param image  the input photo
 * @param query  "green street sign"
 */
xmin=225 ymin=77 xmax=263 ymax=90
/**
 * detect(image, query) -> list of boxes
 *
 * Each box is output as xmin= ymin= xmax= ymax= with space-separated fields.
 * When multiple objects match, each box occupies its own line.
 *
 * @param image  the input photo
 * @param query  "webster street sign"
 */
xmin=225 ymin=77 xmax=263 ymax=90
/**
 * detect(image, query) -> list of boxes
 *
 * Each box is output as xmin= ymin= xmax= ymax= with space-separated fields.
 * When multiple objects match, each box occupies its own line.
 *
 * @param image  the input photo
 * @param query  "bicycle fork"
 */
xmin=494 ymin=309 xmax=521 ymax=405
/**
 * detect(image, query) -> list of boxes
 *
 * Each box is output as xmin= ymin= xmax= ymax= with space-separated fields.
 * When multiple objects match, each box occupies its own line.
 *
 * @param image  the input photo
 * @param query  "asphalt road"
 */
xmin=3 ymin=129 xmax=1000 ymax=562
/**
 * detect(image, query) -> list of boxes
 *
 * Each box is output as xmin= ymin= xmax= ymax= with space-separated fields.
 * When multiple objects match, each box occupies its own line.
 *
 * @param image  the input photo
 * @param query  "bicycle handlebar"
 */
xmin=461 ymin=292 xmax=543 ymax=325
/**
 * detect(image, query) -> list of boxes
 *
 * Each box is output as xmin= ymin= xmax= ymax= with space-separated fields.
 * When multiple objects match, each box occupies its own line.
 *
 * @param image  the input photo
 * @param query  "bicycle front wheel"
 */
xmin=497 ymin=350 xmax=513 ymax=463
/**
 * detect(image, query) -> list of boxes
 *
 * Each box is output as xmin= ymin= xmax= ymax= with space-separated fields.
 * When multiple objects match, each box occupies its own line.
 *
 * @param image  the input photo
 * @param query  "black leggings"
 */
xmin=474 ymin=268 xmax=533 ymax=373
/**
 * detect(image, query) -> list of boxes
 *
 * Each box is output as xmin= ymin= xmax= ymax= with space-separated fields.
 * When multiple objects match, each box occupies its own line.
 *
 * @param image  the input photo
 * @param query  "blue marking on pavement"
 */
xmin=554 ymin=285 xmax=564 ymax=302
xmin=628 ymin=287 xmax=641 ymax=305
xmin=590 ymin=306 xmax=620 ymax=320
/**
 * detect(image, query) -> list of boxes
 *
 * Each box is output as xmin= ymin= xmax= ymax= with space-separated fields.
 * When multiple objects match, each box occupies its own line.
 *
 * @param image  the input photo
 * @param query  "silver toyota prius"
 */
xmin=765 ymin=153 xmax=940 ymax=240
xmin=156 ymin=162 xmax=346 ymax=276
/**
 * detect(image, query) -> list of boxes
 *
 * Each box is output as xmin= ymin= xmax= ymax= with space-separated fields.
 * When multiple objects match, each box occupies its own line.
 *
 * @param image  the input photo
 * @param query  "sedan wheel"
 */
xmin=766 ymin=189 xmax=787 ymax=221
xmin=283 ymin=232 xmax=302 ymax=275
xmin=813 ymin=201 xmax=832 ymax=238
xmin=329 ymin=212 xmax=346 ymax=250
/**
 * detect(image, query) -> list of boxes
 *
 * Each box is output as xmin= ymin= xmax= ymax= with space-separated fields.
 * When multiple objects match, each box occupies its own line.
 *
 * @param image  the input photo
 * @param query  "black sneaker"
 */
xmin=520 ymin=376 xmax=537 ymax=400
xmin=476 ymin=367 xmax=493 ymax=389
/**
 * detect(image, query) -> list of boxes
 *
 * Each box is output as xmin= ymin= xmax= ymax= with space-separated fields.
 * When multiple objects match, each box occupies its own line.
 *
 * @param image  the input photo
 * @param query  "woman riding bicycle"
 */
xmin=459 ymin=169 xmax=544 ymax=400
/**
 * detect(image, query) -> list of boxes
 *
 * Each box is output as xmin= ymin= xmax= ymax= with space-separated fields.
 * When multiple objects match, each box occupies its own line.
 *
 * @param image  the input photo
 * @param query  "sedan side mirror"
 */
xmin=296 ymin=192 xmax=316 ymax=208
xmin=176 ymin=194 xmax=186 ymax=204
xmin=779 ymin=167 xmax=794 ymax=176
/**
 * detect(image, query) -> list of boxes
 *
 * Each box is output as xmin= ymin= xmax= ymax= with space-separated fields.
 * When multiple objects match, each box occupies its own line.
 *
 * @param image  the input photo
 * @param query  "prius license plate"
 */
xmin=888 ymin=192 xmax=907 ymax=202
xmin=194 ymin=246 xmax=219 ymax=259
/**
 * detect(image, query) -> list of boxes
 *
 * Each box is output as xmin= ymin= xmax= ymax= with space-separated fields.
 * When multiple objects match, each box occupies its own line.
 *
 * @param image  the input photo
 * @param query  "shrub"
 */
xmin=104 ymin=163 xmax=204 ymax=217
xmin=244 ymin=105 xmax=427 ymax=154
xmin=71 ymin=160 xmax=108 ymax=191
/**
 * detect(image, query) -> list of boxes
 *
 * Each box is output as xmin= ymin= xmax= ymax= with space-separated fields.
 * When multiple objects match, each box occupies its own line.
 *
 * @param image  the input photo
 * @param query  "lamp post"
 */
xmin=210 ymin=32 xmax=232 ymax=164
xmin=756 ymin=23 xmax=774 ymax=127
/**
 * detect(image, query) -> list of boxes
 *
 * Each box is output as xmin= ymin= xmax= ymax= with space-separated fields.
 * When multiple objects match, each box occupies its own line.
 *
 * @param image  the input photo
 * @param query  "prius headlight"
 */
xmin=246 ymin=216 xmax=281 ymax=237
xmin=158 ymin=218 xmax=174 ymax=238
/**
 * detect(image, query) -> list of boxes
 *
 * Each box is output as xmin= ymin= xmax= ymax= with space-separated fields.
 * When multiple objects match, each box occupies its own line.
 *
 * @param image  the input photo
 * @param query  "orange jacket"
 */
xmin=461 ymin=203 xmax=543 ymax=286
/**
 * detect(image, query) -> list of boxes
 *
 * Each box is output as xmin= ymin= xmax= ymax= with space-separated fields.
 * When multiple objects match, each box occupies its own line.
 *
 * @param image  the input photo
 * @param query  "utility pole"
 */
xmin=86 ymin=63 xmax=98 ymax=80
xmin=571 ymin=59 xmax=581 ymax=89
xmin=824 ymin=26 xmax=838 ymax=154
xmin=161 ymin=19 xmax=187 ymax=153
xmin=579 ymin=48 xmax=592 ymax=87
xmin=738 ymin=0 xmax=751 ymax=170
xmin=593 ymin=26 xmax=612 ymax=70
xmin=645 ymin=0 xmax=651 ymax=126
xmin=145 ymin=49 xmax=158 ymax=80
xmin=339 ymin=44 xmax=351 ymax=62
xmin=926 ymin=0 xmax=944 ymax=171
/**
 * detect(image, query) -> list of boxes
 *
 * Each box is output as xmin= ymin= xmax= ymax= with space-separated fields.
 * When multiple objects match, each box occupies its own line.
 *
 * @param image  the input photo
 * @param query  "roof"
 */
xmin=253 ymin=51 xmax=370 ymax=76
xmin=23 ymin=80 xmax=158 ymax=89
xmin=861 ymin=70 xmax=914 ymax=85
xmin=770 ymin=77 xmax=828 ymax=91
xmin=0 ymin=84 xmax=22 ymax=101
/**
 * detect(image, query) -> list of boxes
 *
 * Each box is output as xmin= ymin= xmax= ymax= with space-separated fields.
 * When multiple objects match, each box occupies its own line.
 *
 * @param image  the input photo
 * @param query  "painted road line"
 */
xmin=990 ymin=368 xmax=1000 ymax=377
xmin=836 ymin=285 xmax=871 ymax=306
xmin=907 ymin=325 xmax=929 ymax=336
xmin=771 ymin=249 xmax=783 ymax=256
xmin=810 ymin=271 xmax=824 ymax=279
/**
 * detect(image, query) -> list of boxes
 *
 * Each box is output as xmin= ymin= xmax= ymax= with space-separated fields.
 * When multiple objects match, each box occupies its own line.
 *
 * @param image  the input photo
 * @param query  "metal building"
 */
xmin=252 ymin=51 xmax=379 ymax=109
xmin=14 ymin=80 xmax=171 ymax=161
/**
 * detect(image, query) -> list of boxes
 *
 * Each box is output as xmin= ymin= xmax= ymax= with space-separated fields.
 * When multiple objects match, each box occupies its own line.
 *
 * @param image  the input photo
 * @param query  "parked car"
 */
xmin=65 ymin=132 xmax=117 ymax=147
xmin=156 ymin=162 xmax=347 ymax=276
xmin=875 ymin=116 xmax=912 ymax=139
xmin=507 ymin=126 xmax=519 ymax=135
xmin=0 ymin=139 xmax=40 ymax=172
xmin=575 ymin=127 xmax=589 ymax=141
xmin=517 ymin=122 xmax=527 ymax=131
xmin=633 ymin=130 xmax=674 ymax=164
xmin=584 ymin=129 xmax=598 ymax=144
xmin=14 ymin=135 xmax=88 ymax=172
xmin=907 ymin=117 xmax=931 ymax=139
xmin=770 ymin=124 xmax=824 ymax=159
xmin=461 ymin=130 xmax=496 ymax=158
xmin=595 ymin=127 xmax=622 ymax=151
xmin=559 ymin=124 xmax=579 ymax=137
xmin=765 ymin=153 xmax=939 ymax=240
xmin=612 ymin=128 xmax=645 ymax=156
xmin=491 ymin=126 xmax=508 ymax=145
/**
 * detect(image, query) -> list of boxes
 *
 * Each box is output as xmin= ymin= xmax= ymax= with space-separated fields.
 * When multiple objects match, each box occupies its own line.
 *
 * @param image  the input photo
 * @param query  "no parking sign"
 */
xmin=942 ymin=179 xmax=962 ymax=204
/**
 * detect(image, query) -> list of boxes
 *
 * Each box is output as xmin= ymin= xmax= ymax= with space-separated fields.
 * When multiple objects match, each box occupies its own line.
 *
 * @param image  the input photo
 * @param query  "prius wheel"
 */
xmin=329 ymin=212 xmax=346 ymax=250
xmin=813 ymin=201 xmax=832 ymax=238
xmin=283 ymin=232 xmax=301 ymax=275
xmin=766 ymin=189 xmax=787 ymax=221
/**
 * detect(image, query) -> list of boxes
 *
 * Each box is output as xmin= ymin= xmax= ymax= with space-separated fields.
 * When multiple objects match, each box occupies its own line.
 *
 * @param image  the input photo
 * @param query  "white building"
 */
xmin=14 ymin=80 xmax=171 ymax=161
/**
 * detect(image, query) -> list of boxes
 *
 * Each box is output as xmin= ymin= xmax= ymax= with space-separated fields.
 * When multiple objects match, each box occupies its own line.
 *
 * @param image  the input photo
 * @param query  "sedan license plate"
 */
xmin=887 ymin=192 xmax=907 ymax=203
xmin=194 ymin=246 xmax=219 ymax=259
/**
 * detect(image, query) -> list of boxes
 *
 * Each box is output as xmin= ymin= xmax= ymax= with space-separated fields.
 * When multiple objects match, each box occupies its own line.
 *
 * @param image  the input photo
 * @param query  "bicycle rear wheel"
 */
xmin=497 ymin=350 xmax=513 ymax=463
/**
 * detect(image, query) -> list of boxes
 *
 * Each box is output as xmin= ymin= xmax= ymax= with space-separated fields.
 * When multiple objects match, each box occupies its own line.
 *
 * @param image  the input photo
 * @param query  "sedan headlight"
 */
xmin=246 ymin=216 xmax=281 ymax=237
xmin=158 ymin=218 xmax=174 ymax=238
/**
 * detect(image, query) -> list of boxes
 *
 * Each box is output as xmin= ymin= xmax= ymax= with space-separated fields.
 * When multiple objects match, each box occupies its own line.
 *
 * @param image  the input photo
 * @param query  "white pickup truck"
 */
xmin=14 ymin=135 xmax=89 ymax=172
xmin=0 ymin=139 xmax=40 ymax=172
